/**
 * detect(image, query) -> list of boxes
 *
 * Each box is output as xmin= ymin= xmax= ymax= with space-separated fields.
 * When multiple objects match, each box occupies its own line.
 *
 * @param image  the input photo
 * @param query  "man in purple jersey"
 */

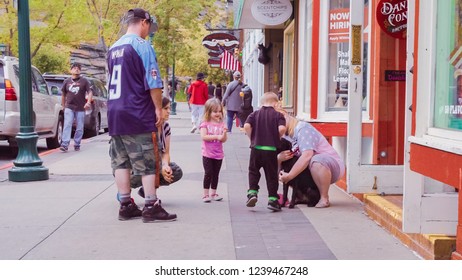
xmin=107 ymin=8 xmax=176 ymax=223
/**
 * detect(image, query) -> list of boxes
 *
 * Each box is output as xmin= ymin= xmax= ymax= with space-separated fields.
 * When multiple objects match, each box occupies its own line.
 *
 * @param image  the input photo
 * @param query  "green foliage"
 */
xmin=0 ymin=0 xmax=235 ymax=82
xmin=32 ymin=44 xmax=69 ymax=74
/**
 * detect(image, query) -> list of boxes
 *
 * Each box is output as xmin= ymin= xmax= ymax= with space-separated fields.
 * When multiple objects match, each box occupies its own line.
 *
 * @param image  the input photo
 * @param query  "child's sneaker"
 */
xmin=246 ymin=193 xmax=258 ymax=207
xmin=267 ymin=199 xmax=282 ymax=211
xmin=203 ymin=195 xmax=212 ymax=203
xmin=211 ymin=194 xmax=223 ymax=201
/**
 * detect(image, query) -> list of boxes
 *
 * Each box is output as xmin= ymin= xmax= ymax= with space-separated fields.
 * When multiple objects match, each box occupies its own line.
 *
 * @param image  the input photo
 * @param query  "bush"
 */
xmin=32 ymin=46 xmax=68 ymax=74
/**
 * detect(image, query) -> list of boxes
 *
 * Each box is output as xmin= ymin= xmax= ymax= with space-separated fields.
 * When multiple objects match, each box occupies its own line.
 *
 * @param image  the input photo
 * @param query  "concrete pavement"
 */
xmin=0 ymin=102 xmax=421 ymax=260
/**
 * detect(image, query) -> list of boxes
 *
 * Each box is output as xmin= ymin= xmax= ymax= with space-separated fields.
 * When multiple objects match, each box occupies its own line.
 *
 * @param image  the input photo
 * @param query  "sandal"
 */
xmin=315 ymin=200 xmax=330 ymax=208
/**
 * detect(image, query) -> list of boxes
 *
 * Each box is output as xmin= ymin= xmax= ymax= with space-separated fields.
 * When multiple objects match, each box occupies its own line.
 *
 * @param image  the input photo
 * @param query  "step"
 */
xmin=363 ymin=194 xmax=456 ymax=260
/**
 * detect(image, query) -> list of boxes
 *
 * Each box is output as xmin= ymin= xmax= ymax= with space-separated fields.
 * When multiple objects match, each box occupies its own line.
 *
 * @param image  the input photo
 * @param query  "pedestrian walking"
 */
xmin=215 ymin=83 xmax=223 ymax=102
xmin=199 ymin=98 xmax=228 ymax=202
xmin=237 ymin=84 xmax=253 ymax=131
xmin=107 ymin=7 xmax=176 ymax=223
xmin=222 ymin=71 xmax=243 ymax=132
xmin=244 ymin=92 xmax=286 ymax=211
xmin=60 ymin=62 xmax=93 ymax=152
xmin=188 ymin=72 xmax=208 ymax=133
xmin=185 ymin=78 xmax=192 ymax=111
xmin=207 ymin=81 xmax=216 ymax=99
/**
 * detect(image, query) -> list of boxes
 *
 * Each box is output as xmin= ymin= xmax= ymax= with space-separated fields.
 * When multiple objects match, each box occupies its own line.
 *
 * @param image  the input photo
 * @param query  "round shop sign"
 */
xmin=376 ymin=0 xmax=408 ymax=39
xmin=251 ymin=0 xmax=293 ymax=26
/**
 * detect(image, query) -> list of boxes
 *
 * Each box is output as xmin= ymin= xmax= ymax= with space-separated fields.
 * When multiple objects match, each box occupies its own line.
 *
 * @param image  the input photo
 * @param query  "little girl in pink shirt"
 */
xmin=199 ymin=98 xmax=228 ymax=202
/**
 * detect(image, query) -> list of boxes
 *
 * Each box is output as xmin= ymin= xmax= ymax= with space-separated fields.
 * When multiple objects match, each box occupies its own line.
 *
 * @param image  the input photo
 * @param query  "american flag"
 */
xmin=220 ymin=49 xmax=241 ymax=71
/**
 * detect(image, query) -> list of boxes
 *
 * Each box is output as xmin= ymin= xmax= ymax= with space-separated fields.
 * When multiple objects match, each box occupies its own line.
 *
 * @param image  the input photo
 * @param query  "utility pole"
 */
xmin=9 ymin=0 xmax=49 ymax=182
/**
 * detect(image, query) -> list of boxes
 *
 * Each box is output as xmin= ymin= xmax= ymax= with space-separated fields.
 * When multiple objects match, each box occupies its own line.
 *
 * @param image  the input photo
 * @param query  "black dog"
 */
xmin=279 ymin=138 xmax=320 ymax=208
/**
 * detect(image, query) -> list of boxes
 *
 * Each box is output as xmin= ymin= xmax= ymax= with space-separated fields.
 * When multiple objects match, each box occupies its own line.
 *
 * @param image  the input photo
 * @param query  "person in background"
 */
xmin=244 ymin=92 xmax=286 ymax=211
xmin=199 ymin=98 xmax=228 ymax=202
xmin=188 ymin=72 xmax=208 ymax=133
xmin=222 ymin=71 xmax=243 ymax=133
xmin=60 ymin=62 xmax=93 ymax=152
xmin=237 ymin=84 xmax=253 ymax=131
xmin=185 ymin=78 xmax=192 ymax=111
xmin=214 ymin=83 xmax=223 ymax=102
xmin=207 ymin=81 xmax=216 ymax=100
xmin=107 ymin=7 xmax=176 ymax=223
xmin=278 ymin=113 xmax=345 ymax=208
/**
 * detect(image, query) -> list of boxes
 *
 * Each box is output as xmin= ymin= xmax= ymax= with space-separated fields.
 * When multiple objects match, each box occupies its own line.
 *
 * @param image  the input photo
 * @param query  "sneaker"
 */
xmin=246 ymin=193 xmax=258 ymax=207
xmin=202 ymin=195 xmax=212 ymax=203
xmin=190 ymin=126 xmax=197 ymax=133
xmin=74 ymin=146 xmax=80 ymax=151
xmin=142 ymin=200 xmax=177 ymax=223
xmin=118 ymin=201 xmax=142 ymax=220
xmin=267 ymin=200 xmax=282 ymax=211
xmin=211 ymin=194 xmax=223 ymax=201
xmin=59 ymin=146 xmax=68 ymax=152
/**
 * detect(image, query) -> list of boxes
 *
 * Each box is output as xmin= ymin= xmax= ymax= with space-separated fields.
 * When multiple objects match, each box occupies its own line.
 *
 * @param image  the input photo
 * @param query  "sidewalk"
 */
xmin=0 ymin=102 xmax=421 ymax=260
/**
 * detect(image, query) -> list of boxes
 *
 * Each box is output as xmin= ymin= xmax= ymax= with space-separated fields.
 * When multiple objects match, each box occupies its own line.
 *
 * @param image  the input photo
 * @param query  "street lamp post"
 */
xmin=8 ymin=0 xmax=49 ymax=182
xmin=171 ymin=51 xmax=177 ymax=115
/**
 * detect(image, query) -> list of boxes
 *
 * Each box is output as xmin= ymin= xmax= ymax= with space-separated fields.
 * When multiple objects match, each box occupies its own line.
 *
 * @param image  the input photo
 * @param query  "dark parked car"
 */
xmin=43 ymin=74 xmax=108 ymax=137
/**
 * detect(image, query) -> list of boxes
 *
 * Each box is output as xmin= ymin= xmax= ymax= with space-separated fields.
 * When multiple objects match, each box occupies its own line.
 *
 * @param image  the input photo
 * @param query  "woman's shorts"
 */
xmin=310 ymin=154 xmax=341 ymax=184
xmin=109 ymin=133 xmax=157 ymax=176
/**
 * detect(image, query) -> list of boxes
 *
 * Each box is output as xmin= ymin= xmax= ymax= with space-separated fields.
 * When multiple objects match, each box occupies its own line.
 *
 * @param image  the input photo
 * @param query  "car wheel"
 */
xmin=84 ymin=115 xmax=100 ymax=138
xmin=46 ymin=115 xmax=63 ymax=149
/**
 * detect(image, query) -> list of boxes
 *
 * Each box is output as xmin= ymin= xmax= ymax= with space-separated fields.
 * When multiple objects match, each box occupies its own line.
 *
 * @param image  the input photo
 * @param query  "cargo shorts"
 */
xmin=109 ymin=133 xmax=158 ymax=176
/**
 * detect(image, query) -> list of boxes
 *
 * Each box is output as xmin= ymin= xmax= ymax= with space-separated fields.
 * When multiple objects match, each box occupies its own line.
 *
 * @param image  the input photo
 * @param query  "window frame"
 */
xmin=317 ymin=0 xmax=372 ymax=122
xmin=412 ymin=0 xmax=462 ymax=155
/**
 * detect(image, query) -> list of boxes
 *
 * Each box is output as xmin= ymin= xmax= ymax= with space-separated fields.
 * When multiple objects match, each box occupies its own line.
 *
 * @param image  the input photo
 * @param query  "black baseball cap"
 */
xmin=70 ymin=62 xmax=81 ymax=70
xmin=125 ymin=8 xmax=158 ymax=34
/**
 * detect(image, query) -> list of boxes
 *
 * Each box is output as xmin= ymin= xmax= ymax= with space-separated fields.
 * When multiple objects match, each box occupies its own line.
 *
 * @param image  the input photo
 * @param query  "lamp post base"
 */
xmin=9 ymin=166 xmax=49 ymax=182
xmin=8 ymin=130 xmax=49 ymax=182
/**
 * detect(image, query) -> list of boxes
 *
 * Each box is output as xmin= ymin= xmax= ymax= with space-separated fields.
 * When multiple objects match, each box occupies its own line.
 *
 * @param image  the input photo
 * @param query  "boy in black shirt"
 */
xmin=244 ymin=92 xmax=286 ymax=211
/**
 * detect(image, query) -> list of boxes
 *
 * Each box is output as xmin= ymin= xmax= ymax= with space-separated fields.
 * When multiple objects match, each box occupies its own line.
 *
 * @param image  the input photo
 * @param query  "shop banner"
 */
xmin=329 ymin=8 xmax=350 ymax=43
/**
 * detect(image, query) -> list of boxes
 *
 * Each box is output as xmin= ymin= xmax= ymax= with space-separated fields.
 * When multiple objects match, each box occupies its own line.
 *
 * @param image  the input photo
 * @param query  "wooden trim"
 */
xmin=293 ymin=1 xmax=299 ymax=116
xmin=411 ymin=0 xmax=420 ymax=136
xmin=409 ymin=143 xmax=462 ymax=189
xmin=310 ymin=122 xmax=373 ymax=137
xmin=310 ymin=0 xmax=321 ymax=119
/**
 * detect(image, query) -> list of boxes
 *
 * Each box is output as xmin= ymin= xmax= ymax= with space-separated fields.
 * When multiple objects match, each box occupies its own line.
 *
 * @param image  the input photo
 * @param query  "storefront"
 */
xmin=404 ymin=0 xmax=461 ymax=260
xmin=235 ymin=0 xmax=461 ymax=259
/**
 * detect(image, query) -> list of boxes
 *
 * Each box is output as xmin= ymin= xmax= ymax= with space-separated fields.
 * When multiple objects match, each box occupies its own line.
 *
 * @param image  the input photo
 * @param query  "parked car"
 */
xmin=43 ymin=74 xmax=108 ymax=138
xmin=0 ymin=56 xmax=63 ymax=153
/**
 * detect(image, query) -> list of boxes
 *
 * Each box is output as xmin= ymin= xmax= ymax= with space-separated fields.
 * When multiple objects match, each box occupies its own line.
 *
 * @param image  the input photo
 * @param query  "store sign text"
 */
xmin=333 ymin=51 xmax=349 ymax=83
xmin=376 ymin=0 xmax=407 ymax=39
xmin=251 ymin=0 xmax=293 ymax=26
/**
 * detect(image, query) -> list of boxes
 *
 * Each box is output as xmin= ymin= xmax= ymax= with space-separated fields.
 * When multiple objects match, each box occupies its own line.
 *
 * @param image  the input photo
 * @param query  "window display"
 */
xmin=434 ymin=0 xmax=462 ymax=131
xmin=326 ymin=0 xmax=368 ymax=112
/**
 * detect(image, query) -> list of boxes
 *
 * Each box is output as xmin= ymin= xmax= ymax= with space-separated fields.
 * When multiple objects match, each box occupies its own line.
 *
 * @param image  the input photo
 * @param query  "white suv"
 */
xmin=0 ymin=56 xmax=63 ymax=153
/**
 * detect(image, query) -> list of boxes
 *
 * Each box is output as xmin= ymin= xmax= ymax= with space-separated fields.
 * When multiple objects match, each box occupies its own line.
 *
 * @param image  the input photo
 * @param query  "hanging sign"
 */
xmin=202 ymin=33 xmax=239 ymax=52
xmin=251 ymin=0 xmax=293 ymax=26
xmin=376 ymin=0 xmax=407 ymax=39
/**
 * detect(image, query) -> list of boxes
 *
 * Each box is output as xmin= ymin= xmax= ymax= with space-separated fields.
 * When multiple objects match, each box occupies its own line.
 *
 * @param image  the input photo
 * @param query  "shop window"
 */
xmin=323 ymin=0 xmax=369 ymax=114
xmin=434 ymin=0 xmax=462 ymax=131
